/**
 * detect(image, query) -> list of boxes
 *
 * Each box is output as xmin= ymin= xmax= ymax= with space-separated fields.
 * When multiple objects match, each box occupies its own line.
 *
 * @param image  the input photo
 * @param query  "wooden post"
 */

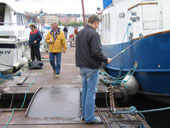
xmin=81 ymin=0 xmax=86 ymax=27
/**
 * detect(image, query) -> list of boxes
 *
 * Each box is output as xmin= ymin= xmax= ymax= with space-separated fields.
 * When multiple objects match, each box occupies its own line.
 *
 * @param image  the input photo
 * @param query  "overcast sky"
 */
xmin=11 ymin=0 xmax=103 ymax=14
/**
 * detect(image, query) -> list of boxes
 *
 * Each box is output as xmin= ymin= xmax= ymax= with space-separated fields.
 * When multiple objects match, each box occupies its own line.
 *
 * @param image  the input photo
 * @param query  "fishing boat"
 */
xmin=0 ymin=0 xmax=30 ymax=71
xmin=101 ymin=0 xmax=170 ymax=103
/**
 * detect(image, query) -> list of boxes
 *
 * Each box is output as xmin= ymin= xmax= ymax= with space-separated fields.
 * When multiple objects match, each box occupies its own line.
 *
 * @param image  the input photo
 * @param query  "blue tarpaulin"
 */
xmin=103 ymin=0 xmax=112 ymax=9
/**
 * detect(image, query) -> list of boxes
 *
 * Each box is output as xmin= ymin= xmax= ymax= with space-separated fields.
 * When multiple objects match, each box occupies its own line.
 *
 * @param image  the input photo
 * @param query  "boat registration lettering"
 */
xmin=0 ymin=50 xmax=11 ymax=56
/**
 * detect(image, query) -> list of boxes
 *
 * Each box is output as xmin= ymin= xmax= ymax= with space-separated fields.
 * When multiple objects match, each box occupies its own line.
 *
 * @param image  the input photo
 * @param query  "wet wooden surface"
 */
xmin=2 ymin=48 xmax=81 ymax=94
xmin=0 ymin=48 xmax=106 ymax=128
xmin=0 ymin=110 xmax=103 ymax=128
xmin=0 ymin=47 xmax=150 ymax=128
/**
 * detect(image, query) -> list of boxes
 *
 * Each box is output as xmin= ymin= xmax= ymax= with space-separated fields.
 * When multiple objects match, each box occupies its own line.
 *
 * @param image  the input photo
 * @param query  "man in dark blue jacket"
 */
xmin=76 ymin=14 xmax=112 ymax=124
xmin=29 ymin=24 xmax=42 ymax=61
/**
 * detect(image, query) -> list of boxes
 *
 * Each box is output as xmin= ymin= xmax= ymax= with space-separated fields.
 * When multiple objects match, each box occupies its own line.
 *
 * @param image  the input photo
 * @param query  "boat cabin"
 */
xmin=0 ymin=2 xmax=27 ymax=27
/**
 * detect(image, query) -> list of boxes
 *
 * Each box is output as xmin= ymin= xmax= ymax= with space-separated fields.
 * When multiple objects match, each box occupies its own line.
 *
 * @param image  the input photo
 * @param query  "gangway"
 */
xmin=26 ymin=86 xmax=80 ymax=118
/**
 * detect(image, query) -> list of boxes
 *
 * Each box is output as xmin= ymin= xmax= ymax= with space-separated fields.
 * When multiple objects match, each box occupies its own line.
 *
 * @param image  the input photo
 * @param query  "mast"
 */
xmin=81 ymin=0 xmax=86 ymax=27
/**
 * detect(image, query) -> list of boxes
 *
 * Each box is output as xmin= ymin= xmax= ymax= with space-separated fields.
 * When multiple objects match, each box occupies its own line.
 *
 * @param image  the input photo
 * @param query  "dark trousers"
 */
xmin=30 ymin=45 xmax=41 ymax=61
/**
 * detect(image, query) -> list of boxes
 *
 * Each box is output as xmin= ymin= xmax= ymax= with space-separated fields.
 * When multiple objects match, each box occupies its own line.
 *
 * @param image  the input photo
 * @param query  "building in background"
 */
xmin=24 ymin=10 xmax=90 ymax=26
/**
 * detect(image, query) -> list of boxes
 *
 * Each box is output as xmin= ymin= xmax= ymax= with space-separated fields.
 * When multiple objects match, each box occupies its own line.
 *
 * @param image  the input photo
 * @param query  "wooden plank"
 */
xmin=0 ymin=111 xmax=103 ymax=128
xmin=17 ymin=77 xmax=27 ymax=85
xmin=5 ymin=76 xmax=20 ymax=87
xmin=24 ymin=77 xmax=37 ymax=84
xmin=0 ymin=125 xmax=103 ymax=128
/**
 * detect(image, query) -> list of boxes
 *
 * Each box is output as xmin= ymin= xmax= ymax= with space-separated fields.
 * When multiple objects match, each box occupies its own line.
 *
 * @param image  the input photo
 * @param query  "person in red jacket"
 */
xmin=29 ymin=24 xmax=42 ymax=61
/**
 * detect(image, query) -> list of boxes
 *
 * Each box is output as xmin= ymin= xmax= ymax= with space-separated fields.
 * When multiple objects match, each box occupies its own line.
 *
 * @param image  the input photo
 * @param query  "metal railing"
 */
xmin=0 ymin=22 xmax=28 ymax=26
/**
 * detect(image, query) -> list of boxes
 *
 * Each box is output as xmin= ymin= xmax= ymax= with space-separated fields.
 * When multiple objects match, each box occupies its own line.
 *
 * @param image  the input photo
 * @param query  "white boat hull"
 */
xmin=0 ymin=39 xmax=30 ymax=71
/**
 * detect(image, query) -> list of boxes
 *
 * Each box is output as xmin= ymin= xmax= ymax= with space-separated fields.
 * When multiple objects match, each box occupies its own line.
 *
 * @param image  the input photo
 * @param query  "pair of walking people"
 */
xmin=29 ymin=23 xmax=66 ymax=77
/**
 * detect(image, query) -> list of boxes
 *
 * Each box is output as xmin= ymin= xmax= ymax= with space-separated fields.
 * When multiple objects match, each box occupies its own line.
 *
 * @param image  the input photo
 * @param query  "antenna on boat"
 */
xmin=81 ymin=0 xmax=86 ymax=27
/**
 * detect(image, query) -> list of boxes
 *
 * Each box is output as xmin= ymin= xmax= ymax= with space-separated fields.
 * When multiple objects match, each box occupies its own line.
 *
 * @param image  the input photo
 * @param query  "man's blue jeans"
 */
xmin=80 ymin=67 xmax=99 ymax=123
xmin=49 ymin=53 xmax=62 ymax=75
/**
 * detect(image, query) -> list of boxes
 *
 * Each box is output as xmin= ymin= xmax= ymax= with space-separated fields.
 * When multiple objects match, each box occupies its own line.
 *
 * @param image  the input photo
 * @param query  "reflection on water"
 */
xmin=129 ymin=94 xmax=170 ymax=128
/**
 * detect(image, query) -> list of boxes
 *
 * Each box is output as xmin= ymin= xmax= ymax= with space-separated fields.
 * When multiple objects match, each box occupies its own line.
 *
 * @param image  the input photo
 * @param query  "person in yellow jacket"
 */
xmin=46 ymin=22 xmax=67 ymax=78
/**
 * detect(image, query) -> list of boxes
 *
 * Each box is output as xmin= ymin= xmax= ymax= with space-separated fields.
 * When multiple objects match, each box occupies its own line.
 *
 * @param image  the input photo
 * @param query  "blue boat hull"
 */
xmin=102 ymin=32 xmax=170 ymax=95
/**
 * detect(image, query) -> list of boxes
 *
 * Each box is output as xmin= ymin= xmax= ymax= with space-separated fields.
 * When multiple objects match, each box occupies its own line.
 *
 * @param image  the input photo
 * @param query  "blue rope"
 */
xmin=20 ymin=76 xmax=37 ymax=109
xmin=0 ymin=72 xmax=21 ymax=79
xmin=3 ymin=74 xmax=38 ymax=127
xmin=4 ymin=108 xmax=15 ymax=128
xmin=138 ymin=123 xmax=146 ymax=128
xmin=119 ymin=23 xmax=131 ymax=77
xmin=113 ymin=106 xmax=145 ymax=119
xmin=113 ymin=106 xmax=170 ymax=120
xmin=3 ymin=77 xmax=37 ymax=128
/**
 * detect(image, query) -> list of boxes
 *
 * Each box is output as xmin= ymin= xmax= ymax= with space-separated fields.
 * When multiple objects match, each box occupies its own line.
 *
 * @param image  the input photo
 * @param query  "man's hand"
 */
xmin=50 ymin=39 xmax=53 ymax=44
xmin=63 ymin=50 xmax=66 ymax=53
xmin=33 ymin=40 xmax=37 ymax=43
xmin=107 ymin=58 xmax=112 ymax=63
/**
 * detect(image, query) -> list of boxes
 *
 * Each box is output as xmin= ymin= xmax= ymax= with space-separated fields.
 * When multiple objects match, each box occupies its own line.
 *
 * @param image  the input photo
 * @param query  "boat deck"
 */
xmin=0 ymin=47 xmax=150 ymax=128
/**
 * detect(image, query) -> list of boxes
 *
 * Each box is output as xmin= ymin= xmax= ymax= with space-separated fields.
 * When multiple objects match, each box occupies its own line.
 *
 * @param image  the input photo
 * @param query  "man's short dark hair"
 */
xmin=88 ymin=14 xmax=100 ymax=24
xmin=30 ymin=24 xmax=36 ymax=28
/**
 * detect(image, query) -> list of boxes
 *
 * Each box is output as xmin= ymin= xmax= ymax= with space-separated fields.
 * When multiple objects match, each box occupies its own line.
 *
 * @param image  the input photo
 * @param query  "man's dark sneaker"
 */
xmin=85 ymin=117 xmax=103 ymax=124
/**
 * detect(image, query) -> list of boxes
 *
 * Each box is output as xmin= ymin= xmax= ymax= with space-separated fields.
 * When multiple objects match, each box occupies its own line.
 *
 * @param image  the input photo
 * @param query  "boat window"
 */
xmin=102 ymin=15 xmax=105 ymax=32
xmin=105 ymin=14 xmax=107 ymax=32
xmin=23 ymin=15 xmax=28 ymax=26
xmin=0 ymin=4 xmax=5 ymax=25
xmin=17 ymin=13 xmax=24 ymax=25
xmin=108 ymin=13 xmax=110 ymax=32
xmin=20 ymin=14 xmax=23 ymax=25
xmin=22 ymin=14 xmax=27 ymax=25
xmin=142 ymin=4 xmax=159 ymax=30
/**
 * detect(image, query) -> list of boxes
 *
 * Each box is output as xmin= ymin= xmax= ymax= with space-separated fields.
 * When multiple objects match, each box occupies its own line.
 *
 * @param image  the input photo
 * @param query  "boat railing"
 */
xmin=0 ymin=22 xmax=28 ymax=26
